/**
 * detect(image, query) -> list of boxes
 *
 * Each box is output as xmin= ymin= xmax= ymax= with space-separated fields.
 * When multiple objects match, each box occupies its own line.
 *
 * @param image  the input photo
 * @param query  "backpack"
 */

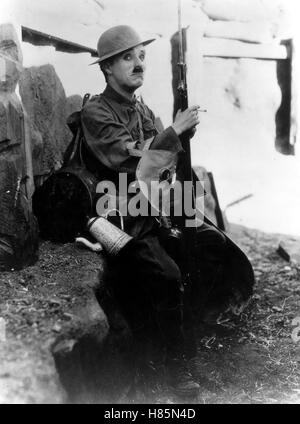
xmin=33 ymin=94 xmax=99 ymax=242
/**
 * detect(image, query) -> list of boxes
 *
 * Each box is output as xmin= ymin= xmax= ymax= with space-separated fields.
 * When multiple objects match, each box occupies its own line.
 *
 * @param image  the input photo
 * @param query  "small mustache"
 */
xmin=132 ymin=67 xmax=144 ymax=74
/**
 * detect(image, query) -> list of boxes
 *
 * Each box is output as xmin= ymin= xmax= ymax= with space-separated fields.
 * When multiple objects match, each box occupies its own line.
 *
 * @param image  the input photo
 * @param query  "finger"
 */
xmin=191 ymin=116 xmax=200 ymax=125
xmin=187 ymin=111 xmax=197 ymax=121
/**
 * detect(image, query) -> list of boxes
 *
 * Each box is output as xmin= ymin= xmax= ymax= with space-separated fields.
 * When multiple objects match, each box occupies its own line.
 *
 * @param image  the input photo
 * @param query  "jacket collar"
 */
xmin=102 ymin=84 xmax=137 ymax=106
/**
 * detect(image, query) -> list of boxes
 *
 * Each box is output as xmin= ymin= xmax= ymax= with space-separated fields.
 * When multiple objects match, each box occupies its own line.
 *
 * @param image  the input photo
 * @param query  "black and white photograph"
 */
xmin=0 ymin=0 xmax=299 ymax=405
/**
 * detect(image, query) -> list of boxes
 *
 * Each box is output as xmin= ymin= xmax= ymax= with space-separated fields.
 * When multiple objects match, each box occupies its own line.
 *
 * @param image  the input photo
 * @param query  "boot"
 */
xmin=166 ymin=356 xmax=200 ymax=398
xmin=155 ymin=304 xmax=200 ymax=397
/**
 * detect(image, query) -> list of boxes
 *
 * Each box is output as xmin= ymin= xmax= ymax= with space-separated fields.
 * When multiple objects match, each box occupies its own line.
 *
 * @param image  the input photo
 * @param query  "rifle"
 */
xmin=172 ymin=0 xmax=200 ymax=357
xmin=175 ymin=0 xmax=198 ymax=286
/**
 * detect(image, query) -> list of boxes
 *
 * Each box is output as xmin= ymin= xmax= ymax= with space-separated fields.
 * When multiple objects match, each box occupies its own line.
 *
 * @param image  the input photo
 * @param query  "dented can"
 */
xmin=87 ymin=217 xmax=133 ymax=256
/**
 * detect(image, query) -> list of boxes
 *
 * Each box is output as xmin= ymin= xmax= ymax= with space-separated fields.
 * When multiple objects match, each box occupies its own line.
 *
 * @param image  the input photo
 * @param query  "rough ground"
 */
xmin=0 ymin=224 xmax=300 ymax=404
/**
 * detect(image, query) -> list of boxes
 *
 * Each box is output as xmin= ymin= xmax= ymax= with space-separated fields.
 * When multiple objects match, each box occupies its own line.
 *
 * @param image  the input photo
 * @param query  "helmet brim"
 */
xmin=89 ymin=38 xmax=155 ymax=65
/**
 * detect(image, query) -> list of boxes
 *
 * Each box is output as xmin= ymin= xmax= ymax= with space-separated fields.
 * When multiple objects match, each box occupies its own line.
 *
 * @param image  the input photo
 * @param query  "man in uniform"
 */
xmin=80 ymin=25 xmax=254 ymax=397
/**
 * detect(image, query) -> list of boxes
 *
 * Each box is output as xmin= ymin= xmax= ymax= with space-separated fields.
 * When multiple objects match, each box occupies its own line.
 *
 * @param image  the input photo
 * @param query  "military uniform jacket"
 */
xmin=81 ymin=84 xmax=182 ymax=237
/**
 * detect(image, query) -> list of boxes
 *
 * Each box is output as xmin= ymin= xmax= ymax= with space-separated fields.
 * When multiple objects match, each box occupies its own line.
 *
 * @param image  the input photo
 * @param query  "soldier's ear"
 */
xmin=102 ymin=62 xmax=113 ymax=76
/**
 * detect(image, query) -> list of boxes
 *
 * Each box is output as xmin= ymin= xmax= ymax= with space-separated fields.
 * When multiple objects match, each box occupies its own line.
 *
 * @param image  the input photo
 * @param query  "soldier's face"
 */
xmin=106 ymin=45 xmax=146 ymax=92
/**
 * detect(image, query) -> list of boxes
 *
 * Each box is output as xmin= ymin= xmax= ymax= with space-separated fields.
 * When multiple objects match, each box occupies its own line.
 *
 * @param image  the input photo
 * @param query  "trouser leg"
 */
xmin=108 ymin=234 xmax=200 ymax=397
xmin=109 ymin=235 xmax=185 ymax=359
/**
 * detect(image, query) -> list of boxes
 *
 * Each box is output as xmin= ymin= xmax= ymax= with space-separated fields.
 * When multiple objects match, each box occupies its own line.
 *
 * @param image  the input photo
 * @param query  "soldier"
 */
xmin=80 ymin=25 xmax=254 ymax=397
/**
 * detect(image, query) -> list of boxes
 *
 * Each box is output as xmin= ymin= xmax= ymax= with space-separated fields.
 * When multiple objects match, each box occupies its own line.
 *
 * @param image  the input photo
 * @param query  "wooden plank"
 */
xmin=207 ymin=172 xmax=226 ymax=231
xmin=21 ymin=26 xmax=98 ymax=57
xmin=201 ymin=38 xmax=289 ymax=60
xmin=275 ymin=40 xmax=294 ymax=155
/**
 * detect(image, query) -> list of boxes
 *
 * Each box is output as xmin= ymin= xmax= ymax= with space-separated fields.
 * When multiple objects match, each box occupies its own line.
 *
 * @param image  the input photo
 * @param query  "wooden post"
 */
xmin=0 ymin=23 xmax=38 ymax=271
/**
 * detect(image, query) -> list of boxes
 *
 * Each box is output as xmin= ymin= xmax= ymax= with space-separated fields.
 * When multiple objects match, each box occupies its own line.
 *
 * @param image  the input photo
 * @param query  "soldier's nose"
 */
xmin=134 ymin=56 xmax=144 ymax=68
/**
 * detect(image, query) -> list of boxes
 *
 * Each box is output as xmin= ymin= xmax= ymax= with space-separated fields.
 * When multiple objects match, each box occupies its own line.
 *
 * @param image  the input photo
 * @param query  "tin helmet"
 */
xmin=91 ymin=25 xmax=155 ymax=64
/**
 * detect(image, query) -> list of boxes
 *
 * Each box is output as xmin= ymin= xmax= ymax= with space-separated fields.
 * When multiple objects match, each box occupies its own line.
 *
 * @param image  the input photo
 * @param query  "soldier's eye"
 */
xmin=139 ymin=54 xmax=145 ymax=61
xmin=124 ymin=53 xmax=132 ymax=60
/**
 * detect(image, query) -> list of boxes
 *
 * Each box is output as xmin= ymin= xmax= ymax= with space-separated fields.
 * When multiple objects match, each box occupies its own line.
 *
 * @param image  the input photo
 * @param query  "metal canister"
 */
xmin=87 ymin=217 xmax=133 ymax=256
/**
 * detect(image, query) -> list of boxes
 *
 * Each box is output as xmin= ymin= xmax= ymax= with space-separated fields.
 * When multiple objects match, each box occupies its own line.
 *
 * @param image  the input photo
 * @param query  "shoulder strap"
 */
xmin=64 ymin=93 xmax=91 ymax=167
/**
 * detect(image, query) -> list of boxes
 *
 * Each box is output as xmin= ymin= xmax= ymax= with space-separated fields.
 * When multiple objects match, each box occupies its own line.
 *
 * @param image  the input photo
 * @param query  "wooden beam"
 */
xmin=275 ymin=39 xmax=295 ymax=155
xmin=201 ymin=37 xmax=289 ymax=60
xmin=21 ymin=26 xmax=98 ymax=57
xmin=207 ymin=172 xmax=226 ymax=231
